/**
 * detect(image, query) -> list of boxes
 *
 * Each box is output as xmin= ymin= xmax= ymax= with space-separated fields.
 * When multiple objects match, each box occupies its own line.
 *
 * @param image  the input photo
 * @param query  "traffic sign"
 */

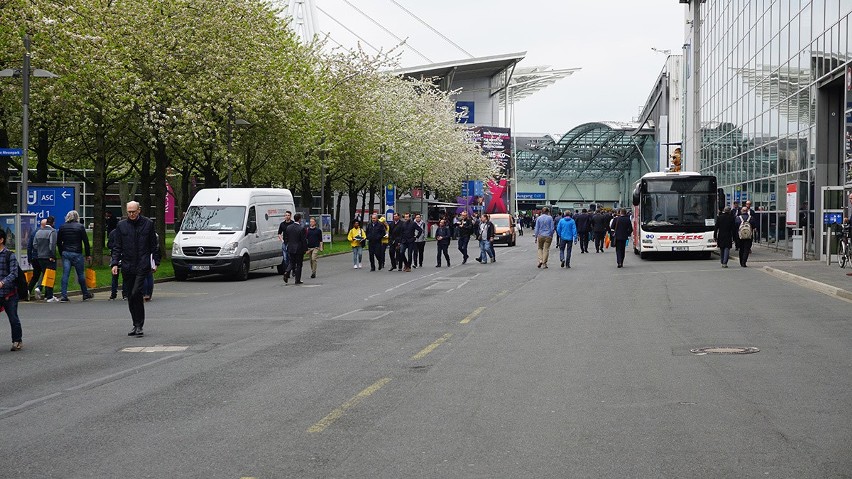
xmin=26 ymin=184 xmax=77 ymax=226
xmin=0 ymin=148 xmax=23 ymax=156
xmin=386 ymin=183 xmax=395 ymax=206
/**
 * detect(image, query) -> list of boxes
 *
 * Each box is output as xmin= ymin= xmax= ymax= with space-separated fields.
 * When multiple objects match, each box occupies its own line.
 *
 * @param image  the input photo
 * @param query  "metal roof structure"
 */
xmin=516 ymin=122 xmax=655 ymax=181
xmin=500 ymin=65 xmax=581 ymax=108
xmin=394 ymin=52 xmax=527 ymax=94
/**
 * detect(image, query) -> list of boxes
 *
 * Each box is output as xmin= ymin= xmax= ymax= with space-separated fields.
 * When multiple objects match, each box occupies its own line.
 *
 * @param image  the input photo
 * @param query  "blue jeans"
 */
xmin=720 ymin=247 xmax=731 ymax=265
xmin=558 ymin=238 xmax=574 ymax=264
xmin=479 ymin=239 xmax=493 ymax=262
xmin=352 ymin=246 xmax=363 ymax=265
xmin=61 ymin=251 xmax=89 ymax=298
xmin=144 ymin=273 xmax=154 ymax=297
xmin=1 ymin=293 xmax=22 ymax=342
xmin=457 ymin=236 xmax=470 ymax=260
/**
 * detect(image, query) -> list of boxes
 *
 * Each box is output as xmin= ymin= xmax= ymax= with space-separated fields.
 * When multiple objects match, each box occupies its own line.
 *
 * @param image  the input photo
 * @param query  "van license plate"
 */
xmin=191 ymin=265 xmax=210 ymax=271
xmin=672 ymin=246 xmax=689 ymax=251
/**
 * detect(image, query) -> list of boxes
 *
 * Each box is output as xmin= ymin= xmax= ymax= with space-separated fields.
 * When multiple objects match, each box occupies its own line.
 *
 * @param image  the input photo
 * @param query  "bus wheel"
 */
xmin=639 ymin=252 xmax=649 ymax=259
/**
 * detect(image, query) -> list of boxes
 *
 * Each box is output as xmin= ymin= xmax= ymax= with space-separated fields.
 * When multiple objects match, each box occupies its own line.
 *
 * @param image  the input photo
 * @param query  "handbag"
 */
xmin=42 ymin=267 xmax=56 ymax=288
xmin=604 ymin=234 xmax=611 ymax=249
xmin=85 ymin=268 xmax=97 ymax=289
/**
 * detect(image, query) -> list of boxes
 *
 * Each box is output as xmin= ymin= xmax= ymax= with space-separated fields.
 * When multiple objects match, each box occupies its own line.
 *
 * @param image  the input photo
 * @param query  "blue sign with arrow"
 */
xmin=27 ymin=185 xmax=77 ymax=226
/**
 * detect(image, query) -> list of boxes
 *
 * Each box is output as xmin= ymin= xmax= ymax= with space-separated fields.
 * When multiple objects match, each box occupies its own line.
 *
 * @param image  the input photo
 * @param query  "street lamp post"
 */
xmin=0 ymin=34 xmax=58 ymax=213
xmin=379 ymin=144 xmax=386 ymax=213
xmin=225 ymin=104 xmax=250 ymax=188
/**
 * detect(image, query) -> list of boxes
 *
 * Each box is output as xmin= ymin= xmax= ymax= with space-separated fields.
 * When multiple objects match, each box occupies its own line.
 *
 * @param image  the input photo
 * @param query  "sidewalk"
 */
xmin=743 ymin=244 xmax=852 ymax=303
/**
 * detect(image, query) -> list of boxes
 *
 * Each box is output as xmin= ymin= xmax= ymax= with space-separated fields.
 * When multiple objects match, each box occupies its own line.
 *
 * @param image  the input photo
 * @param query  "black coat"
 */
xmin=399 ymin=220 xmax=422 ymax=244
xmin=284 ymin=222 xmax=307 ymax=256
xmin=435 ymin=226 xmax=451 ymax=245
xmin=388 ymin=221 xmax=403 ymax=244
xmin=714 ymin=212 xmax=736 ymax=249
xmin=591 ymin=213 xmax=610 ymax=233
xmin=365 ymin=221 xmax=386 ymax=242
xmin=111 ymin=215 xmax=159 ymax=275
xmin=611 ymin=215 xmax=633 ymax=241
xmin=574 ymin=213 xmax=592 ymax=233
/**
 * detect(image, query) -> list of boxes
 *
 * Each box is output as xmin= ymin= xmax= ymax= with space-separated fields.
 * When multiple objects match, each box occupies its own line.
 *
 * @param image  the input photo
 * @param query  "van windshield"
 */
xmin=181 ymin=206 xmax=246 ymax=231
xmin=491 ymin=217 xmax=511 ymax=227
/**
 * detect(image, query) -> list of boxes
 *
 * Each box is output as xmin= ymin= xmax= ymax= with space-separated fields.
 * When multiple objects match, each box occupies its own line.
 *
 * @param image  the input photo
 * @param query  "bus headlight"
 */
xmin=220 ymin=242 xmax=239 ymax=255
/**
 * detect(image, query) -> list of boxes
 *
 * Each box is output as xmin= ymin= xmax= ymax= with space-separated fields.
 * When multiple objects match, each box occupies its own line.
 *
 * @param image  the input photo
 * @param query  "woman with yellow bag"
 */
xmin=33 ymin=216 xmax=59 ymax=302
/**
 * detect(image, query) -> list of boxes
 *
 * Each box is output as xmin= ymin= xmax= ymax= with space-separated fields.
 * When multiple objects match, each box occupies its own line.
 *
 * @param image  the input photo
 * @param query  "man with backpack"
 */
xmin=736 ymin=206 xmax=759 ymax=267
xmin=0 ymin=229 xmax=24 ymax=351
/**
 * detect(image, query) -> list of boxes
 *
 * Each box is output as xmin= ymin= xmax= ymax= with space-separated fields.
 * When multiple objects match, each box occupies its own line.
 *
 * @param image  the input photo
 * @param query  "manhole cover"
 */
xmin=690 ymin=346 xmax=759 ymax=355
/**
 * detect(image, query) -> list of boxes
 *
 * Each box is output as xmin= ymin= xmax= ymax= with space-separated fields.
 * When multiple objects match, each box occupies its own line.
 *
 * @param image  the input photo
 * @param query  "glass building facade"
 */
xmin=696 ymin=1 xmax=852 ymax=255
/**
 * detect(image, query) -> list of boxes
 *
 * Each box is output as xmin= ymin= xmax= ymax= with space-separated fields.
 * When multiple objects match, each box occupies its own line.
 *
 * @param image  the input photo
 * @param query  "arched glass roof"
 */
xmin=516 ymin=122 xmax=653 ymax=181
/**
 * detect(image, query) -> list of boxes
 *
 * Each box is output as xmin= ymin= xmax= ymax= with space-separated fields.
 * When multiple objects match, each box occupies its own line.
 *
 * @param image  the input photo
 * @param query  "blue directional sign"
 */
xmin=0 ymin=148 xmax=23 ymax=156
xmin=385 ymin=183 xmax=395 ymax=206
xmin=27 ymin=185 xmax=77 ymax=226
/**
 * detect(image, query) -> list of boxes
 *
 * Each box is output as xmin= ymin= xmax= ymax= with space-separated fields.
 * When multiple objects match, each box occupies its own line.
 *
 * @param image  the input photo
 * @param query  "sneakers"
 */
xmin=46 ymin=297 xmax=60 ymax=303
xmin=33 ymin=288 xmax=42 ymax=300
xmin=59 ymin=296 xmax=70 ymax=303
xmin=128 ymin=327 xmax=139 ymax=336
xmin=83 ymin=293 xmax=94 ymax=301
xmin=491 ymin=258 xmax=495 ymax=263
xmin=109 ymin=293 xmax=117 ymax=300
xmin=561 ymin=260 xmax=565 ymax=268
xmin=310 ymin=273 xmax=316 ymax=278
xmin=10 ymin=341 xmax=21 ymax=351
xmin=354 ymin=265 xmax=358 ymax=269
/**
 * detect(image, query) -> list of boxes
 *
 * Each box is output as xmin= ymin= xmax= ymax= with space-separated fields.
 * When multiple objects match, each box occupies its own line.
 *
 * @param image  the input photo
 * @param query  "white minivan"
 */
xmin=171 ymin=188 xmax=295 ymax=281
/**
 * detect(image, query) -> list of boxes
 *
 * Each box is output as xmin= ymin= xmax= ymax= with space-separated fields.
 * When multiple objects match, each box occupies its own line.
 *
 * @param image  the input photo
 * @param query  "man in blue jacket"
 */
xmin=556 ymin=211 xmax=578 ymax=268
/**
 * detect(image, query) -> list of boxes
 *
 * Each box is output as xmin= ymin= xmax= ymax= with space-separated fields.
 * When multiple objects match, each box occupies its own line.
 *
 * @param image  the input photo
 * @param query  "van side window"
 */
xmin=247 ymin=206 xmax=257 ymax=232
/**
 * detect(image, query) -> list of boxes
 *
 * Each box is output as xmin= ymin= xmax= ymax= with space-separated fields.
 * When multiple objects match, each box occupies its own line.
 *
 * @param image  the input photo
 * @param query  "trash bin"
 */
xmin=791 ymin=231 xmax=803 ymax=260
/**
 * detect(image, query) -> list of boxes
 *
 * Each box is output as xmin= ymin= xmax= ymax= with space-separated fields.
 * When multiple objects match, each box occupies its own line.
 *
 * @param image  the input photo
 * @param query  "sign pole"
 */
xmin=20 ymin=34 xmax=31 ymax=214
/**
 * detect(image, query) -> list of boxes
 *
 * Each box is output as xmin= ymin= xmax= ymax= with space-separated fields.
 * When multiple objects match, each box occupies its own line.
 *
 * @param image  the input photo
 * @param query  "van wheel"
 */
xmin=235 ymin=257 xmax=250 ymax=281
xmin=175 ymin=270 xmax=188 ymax=281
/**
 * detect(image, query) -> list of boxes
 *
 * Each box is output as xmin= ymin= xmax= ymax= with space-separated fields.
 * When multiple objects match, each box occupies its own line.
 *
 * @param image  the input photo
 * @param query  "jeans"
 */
xmin=479 ymin=239 xmax=493 ymax=262
xmin=352 ymin=246 xmax=363 ymax=265
xmin=111 ymin=270 xmax=120 ymax=297
xmin=457 ymin=236 xmax=470 ymax=261
xmin=720 ymin=247 xmax=731 ymax=265
xmin=61 ymin=251 xmax=89 ymax=298
xmin=144 ymin=273 xmax=154 ymax=297
xmin=0 ymin=293 xmax=22 ymax=342
xmin=558 ymin=238 xmax=574 ymax=265
xmin=399 ymin=242 xmax=413 ymax=268
xmin=437 ymin=243 xmax=450 ymax=266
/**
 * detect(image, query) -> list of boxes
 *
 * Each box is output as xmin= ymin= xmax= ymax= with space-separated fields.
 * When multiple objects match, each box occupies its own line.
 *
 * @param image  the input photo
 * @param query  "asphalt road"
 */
xmin=1 ymin=238 xmax=850 ymax=478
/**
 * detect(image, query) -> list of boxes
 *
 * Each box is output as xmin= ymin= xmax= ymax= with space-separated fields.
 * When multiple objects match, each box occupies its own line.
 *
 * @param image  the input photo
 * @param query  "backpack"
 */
xmin=738 ymin=215 xmax=753 ymax=240
xmin=2 ymin=249 xmax=29 ymax=301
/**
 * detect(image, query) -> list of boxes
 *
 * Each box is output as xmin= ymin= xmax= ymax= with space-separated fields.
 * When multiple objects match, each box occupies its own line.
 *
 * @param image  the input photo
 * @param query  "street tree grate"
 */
xmin=690 ymin=346 xmax=759 ymax=355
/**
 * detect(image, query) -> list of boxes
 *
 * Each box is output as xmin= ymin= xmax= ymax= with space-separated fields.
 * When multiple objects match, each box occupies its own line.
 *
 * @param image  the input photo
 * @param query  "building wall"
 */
xmin=453 ymin=77 xmax=501 ymax=127
xmin=693 ymin=0 xmax=852 ymax=255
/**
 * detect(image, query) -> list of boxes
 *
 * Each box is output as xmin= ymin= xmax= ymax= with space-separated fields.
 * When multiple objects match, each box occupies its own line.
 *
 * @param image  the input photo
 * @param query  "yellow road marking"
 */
xmin=307 ymin=377 xmax=392 ymax=433
xmin=410 ymin=333 xmax=453 ymax=360
xmin=490 ymin=289 xmax=509 ymax=300
xmin=460 ymin=306 xmax=485 ymax=324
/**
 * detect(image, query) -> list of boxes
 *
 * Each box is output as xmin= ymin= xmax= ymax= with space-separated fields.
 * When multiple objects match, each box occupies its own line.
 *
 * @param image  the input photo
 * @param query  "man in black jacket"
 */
xmin=365 ymin=213 xmax=386 ymax=271
xmin=398 ymin=213 xmax=423 ymax=272
xmin=387 ymin=213 xmax=402 ymax=271
xmin=111 ymin=202 xmax=159 ymax=337
xmin=610 ymin=208 xmax=633 ymax=268
xmin=284 ymin=213 xmax=308 ymax=284
xmin=573 ymin=208 xmax=592 ymax=253
xmin=591 ymin=211 xmax=610 ymax=253
xmin=57 ymin=210 xmax=93 ymax=302
xmin=456 ymin=211 xmax=474 ymax=264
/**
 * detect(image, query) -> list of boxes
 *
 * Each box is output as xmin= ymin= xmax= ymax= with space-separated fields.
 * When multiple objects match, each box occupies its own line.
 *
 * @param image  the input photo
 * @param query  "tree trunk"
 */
xmin=139 ymin=150 xmax=152 ymax=212
xmin=300 ymin=165 xmax=313 ymax=209
xmin=153 ymin=139 xmax=168 ymax=258
xmin=334 ymin=190 xmax=343 ymax=234
xmin=35 ymin=127 xmax=49 ymax=183
xmin=368 ymin=183 xmax=376 ymax=217
xmin=90 ymin=126 xmax=107 ymax=266
xmin=347 ymin=179 xmax=359 ymax=228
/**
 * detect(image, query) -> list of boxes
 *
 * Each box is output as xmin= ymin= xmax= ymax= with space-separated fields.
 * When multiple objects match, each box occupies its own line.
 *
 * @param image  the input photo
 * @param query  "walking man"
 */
xmin=476 ymin=213 xmax=496 ymax=264
xmin=556 ymin=211 xmax=578 ymax=268
xmin=388 ymin=213 xmax=402 ymax=271
xmin=26 ymin=218 xmax=46 ymax=299
xmin=456 ymin=211 xmax=473 ymax=264
xmin=111 ymin=202 xmax=159 ymax=337
xmin=277 ymin=211 xmax=294 ymax=281
xmin=574 ymin=208 xmax=592 ymax=253
xmin=57 ymin=210 xmax=93 ymax=302
xmin=714 ymin=207 xmax=735 ymax=268
xmin=0 ymin=229 xmax=23 ymax=351
xmin=399 ymin=213 xmax=422 ymax=272
xmin=534 ymin=207 xmax=555 ymax=268
xmin=412 ymin=213 xmax=427 ymax=268
xmin=305 ymin=217 xmax=323 ymax=278
xmin=591 ymin=210 xmax=609 ymax=253
xmin=285 ymin=213 xmax=308 ymax=284
xmin=610 ymin=208 xmax=633 ymax=268
xmin=366 ymin=213 xmax=385 ymax=272
xmin=435 ymin=219 xmax=451 ymax=267
xmin=735 ymin=207 xmax=758 ymax=267
xmin=33 ymin=216 xmax=58 ymax=302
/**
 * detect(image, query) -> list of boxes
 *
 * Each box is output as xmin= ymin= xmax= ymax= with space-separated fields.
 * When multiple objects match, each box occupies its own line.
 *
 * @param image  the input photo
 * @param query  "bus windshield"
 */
xmin=640 ymin=178 xmax=716 ymax=231
xmin=181 ymin=206 xmax=246 ymax=231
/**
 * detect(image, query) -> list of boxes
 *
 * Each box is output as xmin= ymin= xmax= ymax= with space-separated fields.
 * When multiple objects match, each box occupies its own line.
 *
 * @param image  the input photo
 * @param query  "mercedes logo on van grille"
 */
xmin=196 ymin=247 xmax=205 ymax=256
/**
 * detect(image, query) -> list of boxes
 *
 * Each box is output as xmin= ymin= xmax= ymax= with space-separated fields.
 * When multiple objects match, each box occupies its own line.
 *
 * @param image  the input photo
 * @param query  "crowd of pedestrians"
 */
xmin=714 ymin=201 xmax=758 ymax=268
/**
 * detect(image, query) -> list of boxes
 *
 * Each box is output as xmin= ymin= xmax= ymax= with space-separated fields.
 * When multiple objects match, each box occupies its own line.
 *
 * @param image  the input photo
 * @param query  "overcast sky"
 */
xmin=310 ymin=0 xmax=688 ymax=136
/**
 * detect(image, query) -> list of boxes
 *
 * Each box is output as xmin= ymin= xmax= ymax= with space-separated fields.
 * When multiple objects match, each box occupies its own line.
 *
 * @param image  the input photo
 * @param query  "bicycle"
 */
xmin=837 ymin=231 xmax=851 ymax=268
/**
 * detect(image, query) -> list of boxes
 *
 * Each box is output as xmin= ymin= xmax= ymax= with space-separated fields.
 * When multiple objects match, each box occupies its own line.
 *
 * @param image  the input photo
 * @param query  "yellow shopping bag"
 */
xmin=85 ymin=268 xmax=97 ymax=289
xmin=24 ymin=270 xmax=33 ymax=283
xmin=41 ymin=268 xmax=55 ymax=289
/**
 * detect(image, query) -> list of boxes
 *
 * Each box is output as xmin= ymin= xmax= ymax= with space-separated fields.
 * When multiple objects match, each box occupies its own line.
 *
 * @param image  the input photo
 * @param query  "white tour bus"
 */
xmin=632 ymin=172 xmax=724 ymax=259
xmin=172 ymin=188 xmax=295 ymax=280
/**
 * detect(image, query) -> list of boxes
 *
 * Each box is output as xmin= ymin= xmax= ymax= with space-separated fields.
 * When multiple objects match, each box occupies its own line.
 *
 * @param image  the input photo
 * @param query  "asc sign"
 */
xmin=26 ymin=184 xmax=78 ymax=226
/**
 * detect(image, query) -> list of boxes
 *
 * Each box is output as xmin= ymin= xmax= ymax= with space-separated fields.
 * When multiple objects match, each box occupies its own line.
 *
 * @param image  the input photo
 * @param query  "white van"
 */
xmin=171 ymin=188 xmax=295 ymax=281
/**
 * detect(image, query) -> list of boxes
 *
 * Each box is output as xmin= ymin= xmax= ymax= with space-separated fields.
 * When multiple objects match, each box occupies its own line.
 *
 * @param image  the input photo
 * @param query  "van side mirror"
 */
xmin=246 ymin=221 xmax=257 ymax=234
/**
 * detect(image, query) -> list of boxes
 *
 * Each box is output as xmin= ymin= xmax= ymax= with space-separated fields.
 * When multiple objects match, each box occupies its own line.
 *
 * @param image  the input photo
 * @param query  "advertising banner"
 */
xmin=320 ymin=214 xmax=332 ymax=243
xmin=165 ymin=181 xmax=176 ymax=225
xmin=786 ymin=182 xmax=798 ymax=226
xmin=470 ymin=126 xmax=511 ymax=214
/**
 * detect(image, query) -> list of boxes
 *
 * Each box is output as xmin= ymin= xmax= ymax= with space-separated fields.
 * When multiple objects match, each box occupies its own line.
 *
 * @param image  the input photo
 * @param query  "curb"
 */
xmin=762 ymin=266 xmax=852 ymax=304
